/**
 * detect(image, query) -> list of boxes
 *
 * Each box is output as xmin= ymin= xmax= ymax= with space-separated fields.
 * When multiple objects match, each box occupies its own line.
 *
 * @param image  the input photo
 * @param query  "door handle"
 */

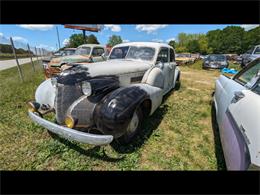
xmin=231 ymin=91 xmax=245 ymax=103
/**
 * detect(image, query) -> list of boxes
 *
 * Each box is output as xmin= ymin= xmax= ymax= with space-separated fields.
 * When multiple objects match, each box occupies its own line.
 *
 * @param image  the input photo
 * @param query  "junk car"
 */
xmin=175 ymin=53 xmax=195 ymax=65
xmin=202 ymin=54 xmax=229 ymax=69
xmin=212 ymin=57 xmax=260 ymax=170
xmin=241 ymin=45 xmax=260 ymax=68
xmin=44 ymin=44 xmax=106 ymax=79
xmin=27 ymin=42 xmax=181 ymax=145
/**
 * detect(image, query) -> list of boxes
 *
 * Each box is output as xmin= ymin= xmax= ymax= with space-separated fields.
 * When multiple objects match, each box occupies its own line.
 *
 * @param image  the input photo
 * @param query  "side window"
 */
xmin=92 ymin=48 xmax=105 ymax=57
xmin=157 ymin=48 xmax=169 ymax=63
xmin=170 ymin=48 xmax=175 ymax=62
xmin=252 ymin=81 xmax=260 ymax=95
xmin=254 ymin=47 xmax=260 ymax=55
xmin=235 ymin=61 xmax=260 ymax=85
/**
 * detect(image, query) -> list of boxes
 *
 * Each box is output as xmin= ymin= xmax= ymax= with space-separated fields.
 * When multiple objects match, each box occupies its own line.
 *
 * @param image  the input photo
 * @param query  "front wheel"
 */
xmin=174 ymin=73 xmax=181 ymax=90
xmin=116 ymin=107 xmax=143 ymax=145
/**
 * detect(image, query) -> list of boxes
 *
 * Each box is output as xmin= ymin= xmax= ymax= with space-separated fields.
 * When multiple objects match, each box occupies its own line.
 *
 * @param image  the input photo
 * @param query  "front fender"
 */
xmin=93 ymin=86 xmax=149 ymax=138
xmin=35 ymin=79 xmax=56 ymax=108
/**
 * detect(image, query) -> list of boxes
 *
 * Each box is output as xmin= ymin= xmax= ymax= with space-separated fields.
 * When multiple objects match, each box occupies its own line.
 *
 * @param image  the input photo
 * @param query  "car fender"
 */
xmin=142 ymin=66 xmax=164 ymax=89
xmin=35 ymin=79 xmax=56 ymax=108
xmin=93 ymin=85 xmax=149 ymax=138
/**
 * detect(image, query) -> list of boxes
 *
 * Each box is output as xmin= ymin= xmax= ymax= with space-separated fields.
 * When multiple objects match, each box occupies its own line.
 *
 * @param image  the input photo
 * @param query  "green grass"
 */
xmin=0 ymin=60 xmax=227 ymax=170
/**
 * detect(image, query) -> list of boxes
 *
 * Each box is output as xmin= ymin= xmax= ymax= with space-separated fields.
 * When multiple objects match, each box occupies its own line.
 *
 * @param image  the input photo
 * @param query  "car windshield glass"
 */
xmin=125 ymin=46 xmax=155 ymax=61
xmin=64 ymin=50 xmax=75 ymax=56
xmin=207 ymin=55 xmax=225 ymax=61
xmin=237 ymin=62 xmax=260 ymax=84
xmin=109 ymin=46 xmax=129 ymax=59
xmin=75 ymin=47 xmax=91 ymax=55
xmin=254 ymin=47 xmax=260 ymax=54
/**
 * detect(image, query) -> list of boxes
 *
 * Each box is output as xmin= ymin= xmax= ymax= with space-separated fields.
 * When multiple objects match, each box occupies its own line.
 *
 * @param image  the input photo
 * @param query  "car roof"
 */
xmin=77 ymin=44 xmax=105 ymax=48
xmin=64 ymin=48 xmax=76 ymax=50
xmin=113 ymin=42 xmax=172 ymax=49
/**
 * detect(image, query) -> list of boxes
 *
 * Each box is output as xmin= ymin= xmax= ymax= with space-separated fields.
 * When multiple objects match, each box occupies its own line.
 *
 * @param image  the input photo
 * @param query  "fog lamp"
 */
xmin=65 ymin=116 xmax=75 ymax=129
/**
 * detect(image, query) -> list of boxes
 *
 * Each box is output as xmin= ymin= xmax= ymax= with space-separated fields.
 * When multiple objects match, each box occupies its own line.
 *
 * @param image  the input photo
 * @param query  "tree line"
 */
xmin=169 ymin=26 xmax=260 ymax=55
xmin=0 ymin=44 xmax=34 ymax=55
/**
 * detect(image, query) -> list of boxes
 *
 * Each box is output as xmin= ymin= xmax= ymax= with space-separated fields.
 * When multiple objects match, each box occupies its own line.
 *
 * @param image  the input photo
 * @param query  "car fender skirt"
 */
xmin=94 ymin=86 xmax=149 ymax=138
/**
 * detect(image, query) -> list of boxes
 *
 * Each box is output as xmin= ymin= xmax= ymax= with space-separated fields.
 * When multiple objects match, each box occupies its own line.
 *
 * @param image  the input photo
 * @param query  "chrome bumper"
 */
xmin=28 ymin=111 xmax=113 ymax=146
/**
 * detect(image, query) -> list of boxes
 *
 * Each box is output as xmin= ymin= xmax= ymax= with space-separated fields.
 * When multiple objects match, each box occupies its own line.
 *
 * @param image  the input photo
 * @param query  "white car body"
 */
xmin=213 ymin=58 xmax=260 ymax=170
xmin=30 ymin=42 xmax=181 ymax=145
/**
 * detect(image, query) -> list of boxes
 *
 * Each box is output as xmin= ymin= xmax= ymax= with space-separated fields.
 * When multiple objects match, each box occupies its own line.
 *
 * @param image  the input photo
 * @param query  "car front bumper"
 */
xmin=28 ymin=111 xmax=114 ymax=146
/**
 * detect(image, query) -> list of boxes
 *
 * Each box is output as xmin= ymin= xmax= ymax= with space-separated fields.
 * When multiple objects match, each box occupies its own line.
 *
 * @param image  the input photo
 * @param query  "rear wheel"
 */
xmin=116 ymin=107 xmax=143 ymax=145
xmin=174 ymin=73 xmax=181 ymax=90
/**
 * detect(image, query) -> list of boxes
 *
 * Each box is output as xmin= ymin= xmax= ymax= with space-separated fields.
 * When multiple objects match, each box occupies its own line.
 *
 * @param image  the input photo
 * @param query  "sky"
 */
xmin=0 ymin=24 xmax=259 ymax=52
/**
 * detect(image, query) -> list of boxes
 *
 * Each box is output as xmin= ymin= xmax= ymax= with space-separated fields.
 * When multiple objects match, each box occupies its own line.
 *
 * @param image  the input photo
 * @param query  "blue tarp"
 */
xmin=221 ymin=68 xmax=238 ymax=75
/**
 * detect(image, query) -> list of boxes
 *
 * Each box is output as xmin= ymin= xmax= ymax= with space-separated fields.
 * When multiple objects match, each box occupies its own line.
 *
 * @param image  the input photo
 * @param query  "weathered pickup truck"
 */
xmin=44 ymin=44 xmax=106 ymax=79
xmin=28 ymin=42 xmax=181 ymax=145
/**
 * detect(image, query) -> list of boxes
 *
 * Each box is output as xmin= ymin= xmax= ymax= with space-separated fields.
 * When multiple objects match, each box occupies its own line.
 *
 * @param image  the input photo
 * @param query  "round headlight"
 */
xmin=82 ymin=81 xmax=92 ymax=96
xmin=51 ymin=77 xmax=57 ymax=87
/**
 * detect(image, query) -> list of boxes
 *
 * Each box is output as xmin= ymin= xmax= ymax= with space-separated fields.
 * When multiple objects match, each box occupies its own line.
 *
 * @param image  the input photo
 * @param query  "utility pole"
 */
xmin=56 ymin=25 xmax=61 ymax=50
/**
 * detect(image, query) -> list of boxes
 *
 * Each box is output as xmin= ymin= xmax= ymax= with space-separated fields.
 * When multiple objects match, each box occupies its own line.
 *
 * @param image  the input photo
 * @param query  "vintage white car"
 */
xmin=27 ymin=42 xmax=181 ymax=145
xmin=212 ymin=58 xmax=260 ymax=170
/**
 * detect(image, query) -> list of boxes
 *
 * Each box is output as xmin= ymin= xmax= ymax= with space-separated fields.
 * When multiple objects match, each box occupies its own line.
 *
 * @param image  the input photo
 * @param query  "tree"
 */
xmin=66 ymin=34 xmax=86 ymax=48
xmin=187 ymin=40 xmax=200 ymax=53
xmin=168 ymin=40 xmax=176 ymax=48
xmin=87 ymin=34 xmax=99 ymax=44
xmin=107 ymin=35 xmax=123 ymax=47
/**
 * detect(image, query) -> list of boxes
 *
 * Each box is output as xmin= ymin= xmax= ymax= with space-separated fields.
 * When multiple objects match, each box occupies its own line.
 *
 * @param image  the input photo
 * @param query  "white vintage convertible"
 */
xmin=28 ymin=42 xmax=181 ymax=145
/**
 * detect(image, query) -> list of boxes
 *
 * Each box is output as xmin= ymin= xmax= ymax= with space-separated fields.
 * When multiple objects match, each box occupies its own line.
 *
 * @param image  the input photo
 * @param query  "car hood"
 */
xmin=50 ymin=55 xmax=91 ymax=66
xmin=78 ymin=59 xmax=152 ymax=77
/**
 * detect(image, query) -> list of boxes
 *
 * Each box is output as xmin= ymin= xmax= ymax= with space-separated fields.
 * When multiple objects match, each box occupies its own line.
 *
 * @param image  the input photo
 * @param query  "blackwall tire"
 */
xmin=116 ymin=107 xmax=143 ymax=145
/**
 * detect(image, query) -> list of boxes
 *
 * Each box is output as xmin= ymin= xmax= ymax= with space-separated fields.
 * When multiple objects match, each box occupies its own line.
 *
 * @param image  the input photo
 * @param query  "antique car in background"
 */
xmin=175 ymin=53 xmax=195 ymax=65
xmin=27 ymin=42 xmax=181 ymax=145
xmin=44 ymin=44 xmax=106 ymax=79
xmin=202 ymin=54 xmax=229 ymax=69
xmin=241 ymin=45 xmax=260 ymax=68
xmin=42 ymin=48 xmax=76 ymax=70
xmin=212 ymin=57 xmax=260 ymax=170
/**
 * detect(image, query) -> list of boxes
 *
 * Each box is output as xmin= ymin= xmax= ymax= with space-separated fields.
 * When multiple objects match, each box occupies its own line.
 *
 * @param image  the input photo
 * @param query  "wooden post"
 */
xmin=35 ymin=47 xmax=39 ymax=64
xmin=10 ymin=37 xmax=24 ymax=82
xmin=27 ymin=44 xmax=35 ymax=72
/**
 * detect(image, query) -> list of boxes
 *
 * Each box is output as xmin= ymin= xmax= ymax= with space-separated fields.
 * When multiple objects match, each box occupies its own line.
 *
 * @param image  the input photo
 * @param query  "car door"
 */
xmin=156 ymin=47 xmax=173 ymax=94
xmin=220 ymin=60 xmax=260 ymax=170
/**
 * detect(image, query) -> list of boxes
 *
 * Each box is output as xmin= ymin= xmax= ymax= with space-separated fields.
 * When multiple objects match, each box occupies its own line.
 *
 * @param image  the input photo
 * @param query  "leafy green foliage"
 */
xmin=66 ymin=34 xmax=100 ymax=48
xmin=172 ymin=26 xmax=260 ymax=54
xmin=107 ymin=35 xmax=123 ymax=47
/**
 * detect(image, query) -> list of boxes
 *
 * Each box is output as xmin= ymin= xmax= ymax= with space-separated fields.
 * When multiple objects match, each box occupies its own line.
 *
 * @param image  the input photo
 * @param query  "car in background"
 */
xmin=212 ymin=57 xmax=260 ymax=170
xmin=175 ymin=53 xmax=195 ymax=65
xmin=42 ymin=48 xmax=76 ymax=69
xmin=44 ymin=44 xmax=106 ymax=79
xmin=27 ymin=42 xmax=181 ymax=146
xmin=202 ymin=54 xmax=229 ymax=69
xmin=241 ymin=45 xmax=260 ymax=68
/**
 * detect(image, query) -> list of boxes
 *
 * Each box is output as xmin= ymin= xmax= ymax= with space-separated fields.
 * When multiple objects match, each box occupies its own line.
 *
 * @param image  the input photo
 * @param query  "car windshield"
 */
xmin=125 ymin=46 xmax=155 ymax=61
xmin=109 ymin=46 xmax=129 ymax=59
xmin=207 ymin=55 xmax=225 ymax=61
xmin=64 ymin=50 xmax=75 ymax=56
xmin=75 ymin=47 xmax=91 ymax=55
